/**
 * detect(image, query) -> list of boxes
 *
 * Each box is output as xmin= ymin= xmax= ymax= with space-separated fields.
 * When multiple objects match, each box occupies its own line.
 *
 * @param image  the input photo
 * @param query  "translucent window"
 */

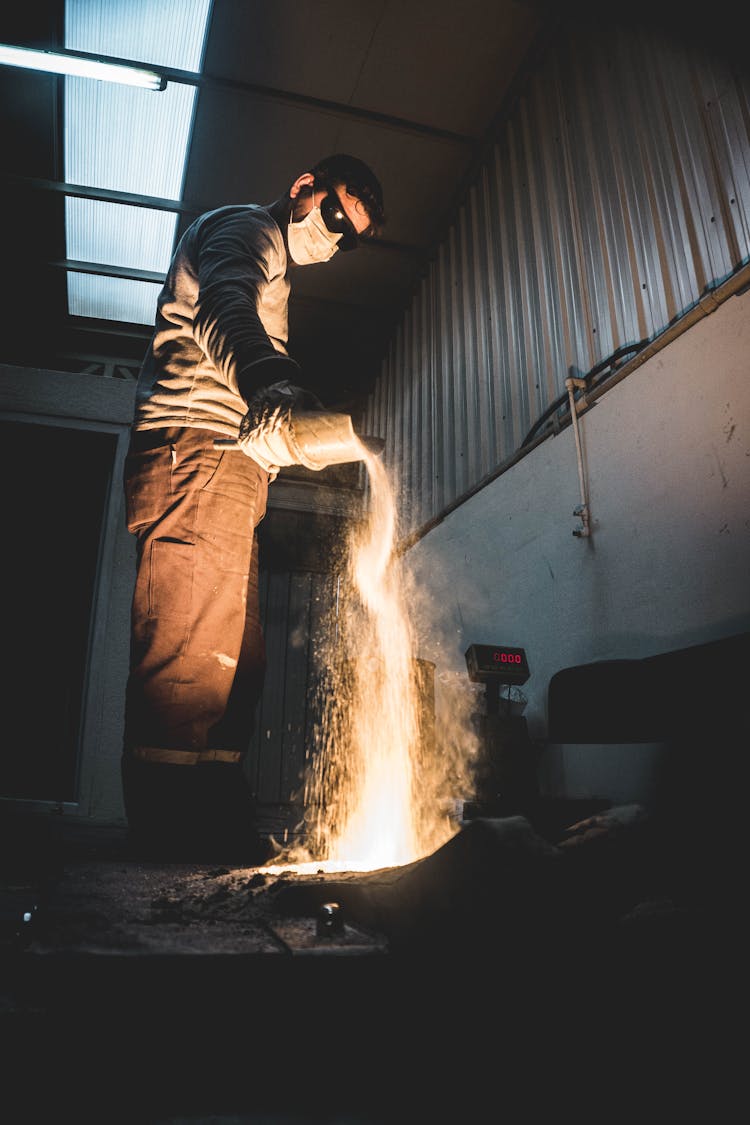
xmin=63 ymin=0 xmax=212 ymax=323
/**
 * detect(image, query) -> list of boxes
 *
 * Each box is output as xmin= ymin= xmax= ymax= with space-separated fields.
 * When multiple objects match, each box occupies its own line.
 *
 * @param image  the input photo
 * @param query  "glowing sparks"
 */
xmin=268 ymin=439 xmax=463 ymax=875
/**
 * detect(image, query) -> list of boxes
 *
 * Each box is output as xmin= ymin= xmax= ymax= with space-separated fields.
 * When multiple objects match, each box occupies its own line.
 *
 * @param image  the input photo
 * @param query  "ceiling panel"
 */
xmin=200 ymin=0 xmax=538 ymax=135
xmin=200 ymin=1 xmax=390 ymax=108
xmin=346 ymin=0 xmax=539 ymax=135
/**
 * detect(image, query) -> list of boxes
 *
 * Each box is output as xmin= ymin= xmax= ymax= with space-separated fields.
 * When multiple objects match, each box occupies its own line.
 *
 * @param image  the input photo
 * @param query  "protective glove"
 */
xmin=239 ymin=380 xmax=324 ymax=441
xmin=237 ymin=380 xmax=325 ymax=476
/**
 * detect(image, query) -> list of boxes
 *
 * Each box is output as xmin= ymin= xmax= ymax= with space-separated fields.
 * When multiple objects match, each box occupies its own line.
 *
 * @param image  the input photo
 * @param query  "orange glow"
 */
xmin=262 ymin=440 xmax=471 ymax=875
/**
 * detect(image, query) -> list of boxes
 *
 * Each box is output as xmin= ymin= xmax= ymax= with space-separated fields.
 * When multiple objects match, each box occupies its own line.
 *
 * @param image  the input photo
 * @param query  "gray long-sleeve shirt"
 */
xmin=134 ymin=202 xmax=299 ymax=436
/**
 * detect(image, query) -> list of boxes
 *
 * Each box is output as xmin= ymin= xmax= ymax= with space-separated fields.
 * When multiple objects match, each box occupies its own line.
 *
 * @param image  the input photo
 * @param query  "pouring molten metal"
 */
xmin=262 ymin=440 xmax=469 ymax=875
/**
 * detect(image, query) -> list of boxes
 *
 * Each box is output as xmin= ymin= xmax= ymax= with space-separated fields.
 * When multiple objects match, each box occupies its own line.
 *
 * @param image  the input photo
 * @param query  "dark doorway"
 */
xmin=0 ymin=419 xmax=115 ymax=802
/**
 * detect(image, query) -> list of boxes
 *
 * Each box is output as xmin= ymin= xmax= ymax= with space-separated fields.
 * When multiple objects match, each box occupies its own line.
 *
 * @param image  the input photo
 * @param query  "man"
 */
xmin=121 ymin=154 xmax=385 ymax=861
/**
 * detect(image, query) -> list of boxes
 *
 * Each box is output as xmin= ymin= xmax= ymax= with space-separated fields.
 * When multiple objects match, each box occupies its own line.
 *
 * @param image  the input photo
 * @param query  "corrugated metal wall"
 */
xmin=364 ymin=21 xmax=750 ymax=539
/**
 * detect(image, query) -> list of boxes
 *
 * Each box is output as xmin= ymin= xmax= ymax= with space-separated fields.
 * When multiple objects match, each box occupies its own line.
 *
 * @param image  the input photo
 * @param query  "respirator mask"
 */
xmin=287 ymin=189 xmax=362 ymax=265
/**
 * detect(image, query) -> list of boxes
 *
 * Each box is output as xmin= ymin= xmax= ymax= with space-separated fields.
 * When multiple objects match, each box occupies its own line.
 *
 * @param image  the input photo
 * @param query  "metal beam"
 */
xmin=50 ymin=258 xmax=166 ymax=284
xmin=170 ymin=66 xmax=478 ymax=147
xmin=34 ymin=48 xmax=479 ymax=147
xmin=4 ymin=172 xmax=198 ymax=215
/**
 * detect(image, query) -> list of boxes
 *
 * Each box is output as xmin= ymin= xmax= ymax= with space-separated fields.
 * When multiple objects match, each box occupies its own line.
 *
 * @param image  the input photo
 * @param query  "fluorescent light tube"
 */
xmin=0 ymin=43 xmax=166 ymax=90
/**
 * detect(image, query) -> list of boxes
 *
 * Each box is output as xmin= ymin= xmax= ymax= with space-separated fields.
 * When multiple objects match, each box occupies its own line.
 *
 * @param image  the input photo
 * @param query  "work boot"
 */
xmin=121 ymin=755 xmax=270 ymax=865
xmin=194 ymin=762 xmax=271 ymax=866
xmin=121 ymin=755 xmax=204 ymax=860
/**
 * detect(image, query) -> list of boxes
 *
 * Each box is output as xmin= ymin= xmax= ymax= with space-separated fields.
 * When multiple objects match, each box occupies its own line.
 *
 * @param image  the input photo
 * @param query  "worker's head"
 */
xmin=287 ymin=153 xmax=385 ymax=265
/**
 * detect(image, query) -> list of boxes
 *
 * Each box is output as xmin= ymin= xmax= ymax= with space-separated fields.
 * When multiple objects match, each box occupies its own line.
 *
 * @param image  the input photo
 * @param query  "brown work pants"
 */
xmin=123 ymin=426 xmax=269 ymax=762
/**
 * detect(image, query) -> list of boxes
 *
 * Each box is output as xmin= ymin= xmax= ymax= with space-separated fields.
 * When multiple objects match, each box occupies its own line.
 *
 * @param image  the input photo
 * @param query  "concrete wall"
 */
xmin=404 ymin=287 xmax=750 ymax=803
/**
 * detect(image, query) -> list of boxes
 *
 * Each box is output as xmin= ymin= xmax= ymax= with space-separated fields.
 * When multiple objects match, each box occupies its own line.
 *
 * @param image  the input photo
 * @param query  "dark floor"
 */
xmin=0 ymin=802 xmax=743 ymax=1123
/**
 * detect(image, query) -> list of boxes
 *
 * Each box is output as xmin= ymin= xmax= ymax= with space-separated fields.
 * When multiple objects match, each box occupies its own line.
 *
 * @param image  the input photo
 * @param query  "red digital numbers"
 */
xmin=493 ymin=651 xmax=522 ymax=664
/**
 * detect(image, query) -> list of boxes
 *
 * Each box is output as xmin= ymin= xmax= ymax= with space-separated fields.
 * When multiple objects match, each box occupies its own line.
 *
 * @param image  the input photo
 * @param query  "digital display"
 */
xmin=465 ymin=643 xmax=530 ymax=685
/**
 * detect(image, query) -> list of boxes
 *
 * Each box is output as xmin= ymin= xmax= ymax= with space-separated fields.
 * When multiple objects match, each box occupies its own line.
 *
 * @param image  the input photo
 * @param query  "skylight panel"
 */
xmin=63 ymin=0 xmax=213 ymax=325
xmin=64 ymin=78 xmax=198 ymax=198
xmin=66 ymin=199 xmax=177 ymax=273
xmin=68 ymin=275 xmax=164 ymax=326
xmin=65 ymin=0 xmax=212 ymax=72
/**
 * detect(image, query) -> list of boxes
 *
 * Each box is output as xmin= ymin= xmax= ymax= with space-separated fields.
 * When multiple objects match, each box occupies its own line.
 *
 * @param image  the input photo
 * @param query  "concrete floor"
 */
xmin=0 ymin=804 xmax=741 ymax=1123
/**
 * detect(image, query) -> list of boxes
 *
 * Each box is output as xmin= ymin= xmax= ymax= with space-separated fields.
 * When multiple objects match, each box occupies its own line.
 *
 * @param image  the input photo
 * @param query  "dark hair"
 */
xmin=310 ymin=153 xmax=386 ymax=238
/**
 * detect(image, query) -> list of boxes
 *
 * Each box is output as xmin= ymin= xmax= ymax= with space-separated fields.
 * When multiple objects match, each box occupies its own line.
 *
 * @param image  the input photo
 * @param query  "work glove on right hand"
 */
xmin=236 ymin=381 xmax=326 ymax=477
xmin=238 ymin=381 xmax=324 ymax=449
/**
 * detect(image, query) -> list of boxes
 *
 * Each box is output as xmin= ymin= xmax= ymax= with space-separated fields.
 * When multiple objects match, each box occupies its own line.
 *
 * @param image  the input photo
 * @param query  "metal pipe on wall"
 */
xmin=564 ymin=376 xmax=590 ymax=538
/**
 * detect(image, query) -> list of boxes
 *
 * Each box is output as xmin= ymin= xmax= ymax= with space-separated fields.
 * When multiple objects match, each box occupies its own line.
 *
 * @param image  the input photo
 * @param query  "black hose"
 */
xmin=519 ymin=388 xmax=570 ymax=449
xmin=520 ymin=340 xmax=648 ymax=448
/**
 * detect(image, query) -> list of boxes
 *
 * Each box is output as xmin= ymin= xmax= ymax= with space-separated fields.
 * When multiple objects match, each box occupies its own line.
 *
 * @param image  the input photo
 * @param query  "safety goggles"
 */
xmin=320 ymin=190 xmax=361 ymax=251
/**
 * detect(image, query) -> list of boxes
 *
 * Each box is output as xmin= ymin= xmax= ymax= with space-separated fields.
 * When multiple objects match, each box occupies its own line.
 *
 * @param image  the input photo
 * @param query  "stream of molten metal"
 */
xmin=261 ymin=440 xmax=461 ymax=875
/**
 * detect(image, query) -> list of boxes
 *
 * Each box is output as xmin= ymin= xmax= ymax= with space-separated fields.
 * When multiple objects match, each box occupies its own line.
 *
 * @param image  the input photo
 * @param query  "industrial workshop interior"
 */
xmin=1 ymin=1 xmax=748 ymax=1121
